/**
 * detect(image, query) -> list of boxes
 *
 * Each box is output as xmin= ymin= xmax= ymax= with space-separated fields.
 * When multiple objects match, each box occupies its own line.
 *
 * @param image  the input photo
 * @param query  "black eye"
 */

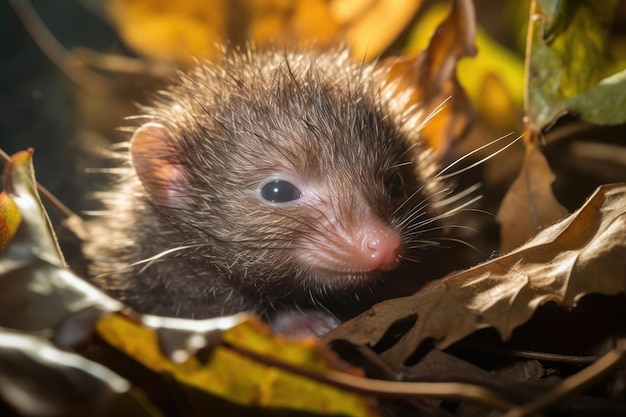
xmin=387 ymin=171 xmax=406 ymax=199
xmin=260 ymin=180 xmax=302 ymax=203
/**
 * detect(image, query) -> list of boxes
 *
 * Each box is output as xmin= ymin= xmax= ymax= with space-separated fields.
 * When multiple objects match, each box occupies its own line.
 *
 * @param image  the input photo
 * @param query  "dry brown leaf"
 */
xmin=500 ymin=1 xmax=625 ymax=258
xmin=0 ymin=150 xmax=122 ymax=337
xmin=497 ymin=142 xmax=569 ymax=253
xmin=324 ymin=183 xmax=626 ymax=368
xmin=0 ymin=329 xmax=163 ymax=417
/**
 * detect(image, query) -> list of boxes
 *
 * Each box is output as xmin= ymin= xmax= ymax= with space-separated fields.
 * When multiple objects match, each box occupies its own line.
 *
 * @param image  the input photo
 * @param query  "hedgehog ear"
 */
xmin=130 ymin=123 xmax=186 ymax=206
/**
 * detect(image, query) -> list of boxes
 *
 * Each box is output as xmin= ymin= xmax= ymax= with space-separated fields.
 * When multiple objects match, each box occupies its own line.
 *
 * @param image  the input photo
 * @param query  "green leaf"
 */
xmin=526 ymin=0 xmax=625 ymax=130
xmin=566 ymin=68 xmax=626 ymax=124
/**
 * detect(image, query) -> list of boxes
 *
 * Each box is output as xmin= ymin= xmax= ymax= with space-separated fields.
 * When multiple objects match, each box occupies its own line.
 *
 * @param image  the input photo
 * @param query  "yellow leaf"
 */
xmin=380 ymin=0 xmax=476 ymax=153
xmin=406 ymin=3 xmax=525 ymax=131
xmin=245 ymin=0 xmax=340 ymax=49
xmin=0 ymin=192 xmax=21 ymax=253
xmin=106 ymin=0 xmax=227 ymax=65
xmin=105 ymin=0 xmax=424 ymax=67
xmin=332 ymin=0 xmax=423 ymax=61
xmin=97 ymin=313 xmax=377 ymax=416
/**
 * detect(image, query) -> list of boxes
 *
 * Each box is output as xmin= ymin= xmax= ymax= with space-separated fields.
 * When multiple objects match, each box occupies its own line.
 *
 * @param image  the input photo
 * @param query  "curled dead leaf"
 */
xmin=324 ymin=183 xmax=626 ymax=368
xmin=0 ymin=328 xmax=152 ymax=416
xmin=0 ymin=150 xmax=121 ymax=342
xmin=497 ymin=142 xmax=569 ymax=253
xmin=379 ymin=0 xmax=477 ymax=154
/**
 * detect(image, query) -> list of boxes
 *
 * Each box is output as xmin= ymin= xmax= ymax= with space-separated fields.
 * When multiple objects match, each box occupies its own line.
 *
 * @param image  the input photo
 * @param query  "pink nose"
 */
xmin=360 ymin=226 xmax=402 ymax=271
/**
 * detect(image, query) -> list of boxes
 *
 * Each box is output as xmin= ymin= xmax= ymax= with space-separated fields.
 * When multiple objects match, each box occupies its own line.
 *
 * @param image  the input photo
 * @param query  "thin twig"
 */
xmin=72 ymin=47 xmax=174 ymax=78
xmin=7 ymin=0 xmax=110 ymax=94
xmin=223 ymin=341 xmax=515 ymax=411
xmin=503 ymin=339 xmax=626 ymax=417
xmin=0 ymin=148 xmax=76 ymax=219
xmin=460 ymin=341 xmax=598 ymax=365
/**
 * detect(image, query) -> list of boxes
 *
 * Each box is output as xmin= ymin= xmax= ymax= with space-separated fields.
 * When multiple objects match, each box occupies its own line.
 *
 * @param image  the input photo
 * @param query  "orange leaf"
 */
xmin=0 ymin=192 xmax=21 ymax=253
xmin=378 ymin=0 xmax=476 ymax=154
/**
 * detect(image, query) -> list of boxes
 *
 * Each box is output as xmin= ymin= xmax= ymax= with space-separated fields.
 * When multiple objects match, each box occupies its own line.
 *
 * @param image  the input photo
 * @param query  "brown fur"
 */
xmin=85 ymin=47 xmax=448 ymax=320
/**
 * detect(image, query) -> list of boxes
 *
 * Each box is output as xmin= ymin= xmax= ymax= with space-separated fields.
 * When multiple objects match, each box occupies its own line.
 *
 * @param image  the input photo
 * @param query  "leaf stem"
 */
xmin=223 ymin=341 xmax=515 ymax=411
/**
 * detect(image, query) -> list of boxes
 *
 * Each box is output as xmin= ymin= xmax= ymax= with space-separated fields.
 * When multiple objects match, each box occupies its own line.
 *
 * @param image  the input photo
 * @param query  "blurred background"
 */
xmin=1 ymin=0 xmax=625 ymax=241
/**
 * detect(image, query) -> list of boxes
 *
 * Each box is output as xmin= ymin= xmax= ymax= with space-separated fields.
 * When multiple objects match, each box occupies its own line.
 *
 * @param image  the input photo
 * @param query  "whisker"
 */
xmin=390 ymin=161 xmax=413 ymax=169
xmin=430 ymin=194 xmax=483 ymax=220
xmin=131 ymin=245 xmax=200 ymax=273
xmin=435 ymin=133 xmax=521 ymax=180
xmin=431 ymin=183 xmax=481 ymax=211
xmin=424 ymin=236 xmax=484 ymax=254
xmin=415 ymin=96 xmax=452 ymax=131
xmin=403 ymin=223 xmax=479 ymax=238
xmin=394 ymin=182 xmax=454 ymax=216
